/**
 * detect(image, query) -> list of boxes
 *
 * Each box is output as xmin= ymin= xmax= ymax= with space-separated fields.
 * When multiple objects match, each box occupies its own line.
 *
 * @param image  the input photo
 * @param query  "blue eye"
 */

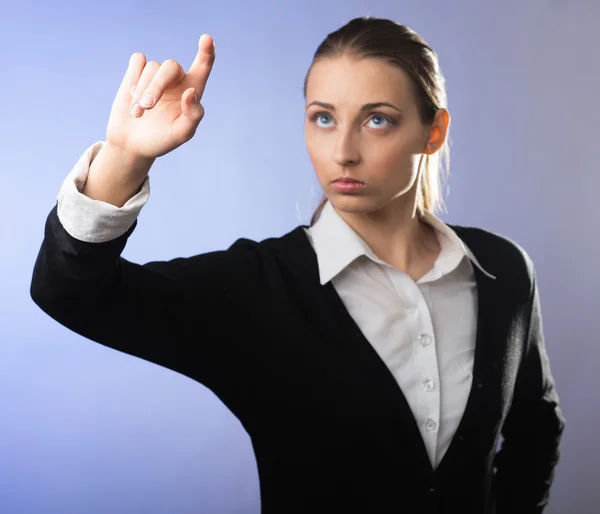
xmin=311 ymin=112 xmax=394 ymax=129
xmin=368 ymin=115 xmax=390 ymax=128
xmin=314 ymin=113 xmax=333 ymax=127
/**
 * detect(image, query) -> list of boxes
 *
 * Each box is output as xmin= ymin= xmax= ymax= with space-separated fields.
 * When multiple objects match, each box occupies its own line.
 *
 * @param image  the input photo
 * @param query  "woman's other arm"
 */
xmin=493 ymin=270 xmax=566 ymax=514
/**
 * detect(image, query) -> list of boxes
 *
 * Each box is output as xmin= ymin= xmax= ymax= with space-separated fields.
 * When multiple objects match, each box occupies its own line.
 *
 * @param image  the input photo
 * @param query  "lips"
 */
xmin=332 ymin=178 xmax=365 ymax=184
xmin=330 ymin=179 xmax=366 ymax=193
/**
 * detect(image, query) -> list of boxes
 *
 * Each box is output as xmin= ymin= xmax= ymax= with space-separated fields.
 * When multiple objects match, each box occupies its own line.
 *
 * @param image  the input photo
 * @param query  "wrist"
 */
xmin=82 ymin=142 xmax=154 ymax=207
xmin=103 ymin=141 xmax=156 ymax=174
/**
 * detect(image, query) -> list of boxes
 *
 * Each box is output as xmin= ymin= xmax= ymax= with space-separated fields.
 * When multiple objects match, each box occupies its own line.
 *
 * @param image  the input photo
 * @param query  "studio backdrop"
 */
xmin=1 ymin=0 xmax=598 ymax=513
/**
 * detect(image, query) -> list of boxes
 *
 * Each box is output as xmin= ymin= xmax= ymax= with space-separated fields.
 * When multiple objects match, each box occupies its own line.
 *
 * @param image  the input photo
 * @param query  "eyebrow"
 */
xmin=305 ymin=101 xmax=403 ymax=113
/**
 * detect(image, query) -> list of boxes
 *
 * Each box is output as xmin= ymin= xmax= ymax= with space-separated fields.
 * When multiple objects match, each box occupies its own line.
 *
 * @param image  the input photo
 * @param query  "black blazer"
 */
xmin=30 ymin=205 xmax=565 ymax=514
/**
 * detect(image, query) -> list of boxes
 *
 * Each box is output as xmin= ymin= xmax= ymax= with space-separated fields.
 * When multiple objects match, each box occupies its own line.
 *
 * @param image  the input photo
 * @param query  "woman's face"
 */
xmin=304 ymin=56 xmax=433 ymax=215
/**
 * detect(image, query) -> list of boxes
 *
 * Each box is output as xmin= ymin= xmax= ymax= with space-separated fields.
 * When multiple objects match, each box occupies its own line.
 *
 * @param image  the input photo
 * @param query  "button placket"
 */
xmin=411 ymin=296 xmax=441 ymax=446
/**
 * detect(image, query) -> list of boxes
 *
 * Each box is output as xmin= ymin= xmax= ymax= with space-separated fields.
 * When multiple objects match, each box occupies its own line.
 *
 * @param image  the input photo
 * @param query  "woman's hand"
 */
xmin=105 ymin=34 xmax=215 ymax=161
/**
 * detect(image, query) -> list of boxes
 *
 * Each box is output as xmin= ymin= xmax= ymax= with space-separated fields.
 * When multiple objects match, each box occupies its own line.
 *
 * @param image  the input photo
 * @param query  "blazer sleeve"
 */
xmin=493 ymin=269 xmax=566 ymax=513
xmin=30 ymin=204 xmax=261 ymax=392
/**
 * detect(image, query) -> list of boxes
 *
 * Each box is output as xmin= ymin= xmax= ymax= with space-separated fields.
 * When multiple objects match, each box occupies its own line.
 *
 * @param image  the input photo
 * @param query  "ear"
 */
xmin=423 ymin=108 xmax=450 ymax=155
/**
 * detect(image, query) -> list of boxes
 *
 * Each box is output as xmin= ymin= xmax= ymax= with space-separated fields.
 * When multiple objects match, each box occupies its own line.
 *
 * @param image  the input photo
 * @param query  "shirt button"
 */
xmin=422 ymin=379 xmax=435 ymax=392
xmin=424 ymin=419 xmax=437 ymax=432
xmin=418 ymin=333 xmax=432 ymax=347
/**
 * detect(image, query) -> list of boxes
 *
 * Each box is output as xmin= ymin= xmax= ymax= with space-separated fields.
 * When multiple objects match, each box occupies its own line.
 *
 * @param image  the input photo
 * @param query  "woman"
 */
xmin=31 ymin=16 xmax=564 ymax=514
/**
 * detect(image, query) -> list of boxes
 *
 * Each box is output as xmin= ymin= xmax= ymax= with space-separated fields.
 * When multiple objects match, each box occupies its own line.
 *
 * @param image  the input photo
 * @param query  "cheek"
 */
xmin=366 ymin=140 xmax=418 ymax=177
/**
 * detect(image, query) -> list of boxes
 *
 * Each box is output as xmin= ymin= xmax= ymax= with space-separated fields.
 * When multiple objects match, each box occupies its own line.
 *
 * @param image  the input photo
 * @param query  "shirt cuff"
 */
xmin=56 ymin=141 xmax=150 ymax=243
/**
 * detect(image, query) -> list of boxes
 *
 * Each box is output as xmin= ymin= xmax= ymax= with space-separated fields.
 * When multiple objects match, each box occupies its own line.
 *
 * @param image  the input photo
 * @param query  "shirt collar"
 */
xmin=306 ymin=200 xmax=496 ymax=285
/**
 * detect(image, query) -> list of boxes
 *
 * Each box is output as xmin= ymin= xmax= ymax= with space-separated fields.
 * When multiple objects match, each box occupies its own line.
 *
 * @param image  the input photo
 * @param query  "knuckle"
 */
xmin=161 ymin=59 xmax=181 ymax=77
xmin=164 ymin=59 xmax=185 ymax=79
xmin=147 ymin=60 xmax=183 ymax=100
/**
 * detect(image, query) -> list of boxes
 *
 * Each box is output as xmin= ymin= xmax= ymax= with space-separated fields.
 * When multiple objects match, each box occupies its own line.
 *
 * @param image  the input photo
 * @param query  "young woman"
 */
xmin=31 ymin=16 xmax=565 ymax=514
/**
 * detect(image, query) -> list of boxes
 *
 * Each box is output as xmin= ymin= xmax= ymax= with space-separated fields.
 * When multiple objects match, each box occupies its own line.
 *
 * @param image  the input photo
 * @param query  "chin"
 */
xmin=327 ymin=193 xmax=383 ymax=214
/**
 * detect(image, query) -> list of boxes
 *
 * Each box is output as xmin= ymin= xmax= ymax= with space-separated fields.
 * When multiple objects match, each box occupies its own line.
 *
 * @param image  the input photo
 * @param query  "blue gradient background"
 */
xmin=2 ymin=0 xmax=598 ymax=512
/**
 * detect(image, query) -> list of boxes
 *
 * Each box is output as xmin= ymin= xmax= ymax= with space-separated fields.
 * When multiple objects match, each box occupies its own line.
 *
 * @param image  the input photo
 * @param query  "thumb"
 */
xmin=182 ymin=87 xmax=203 ymax=119
xmin=172 ymin=87 xmax=205 ymax=143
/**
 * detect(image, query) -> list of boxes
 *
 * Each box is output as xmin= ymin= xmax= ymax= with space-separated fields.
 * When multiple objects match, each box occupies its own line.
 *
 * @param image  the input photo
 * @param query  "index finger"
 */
xmin=187 ymin=34 xmax=216 ymax=101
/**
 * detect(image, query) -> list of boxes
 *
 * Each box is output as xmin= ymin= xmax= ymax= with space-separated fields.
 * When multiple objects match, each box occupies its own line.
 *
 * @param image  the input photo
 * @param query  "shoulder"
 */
xmin=449 ymin=223 xmax=536 ymax=293
xmin=225 ymin=226 xmax=314 ymax=277
xmin=227 ymin=226 xmax=307 ymax=255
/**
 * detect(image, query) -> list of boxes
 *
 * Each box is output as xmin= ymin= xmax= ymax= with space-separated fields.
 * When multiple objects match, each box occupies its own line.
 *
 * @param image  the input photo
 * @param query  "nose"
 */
xmin=332 ymin=129 xmax=361 ymax=167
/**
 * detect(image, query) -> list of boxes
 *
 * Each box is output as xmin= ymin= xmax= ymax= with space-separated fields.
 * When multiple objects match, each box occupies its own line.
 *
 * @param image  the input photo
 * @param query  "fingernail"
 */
xmin=131 ymin=103 xmax=142 ymax=117
xmin=140 ymin=94 xmax=155 ymax=108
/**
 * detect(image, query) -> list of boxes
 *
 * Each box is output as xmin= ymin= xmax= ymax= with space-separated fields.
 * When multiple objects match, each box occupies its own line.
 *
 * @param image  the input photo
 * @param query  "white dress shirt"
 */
xmin=57 ymin=140 xmax=496 ymax=469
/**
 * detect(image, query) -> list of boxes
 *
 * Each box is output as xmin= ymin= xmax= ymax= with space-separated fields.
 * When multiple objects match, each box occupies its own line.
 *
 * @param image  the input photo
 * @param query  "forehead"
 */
xmin=306 ymin=56 xmax=415 ymax=106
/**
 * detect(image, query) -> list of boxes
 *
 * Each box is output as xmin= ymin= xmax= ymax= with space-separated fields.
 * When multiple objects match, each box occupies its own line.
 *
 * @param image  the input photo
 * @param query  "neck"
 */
xmin=333 ymin=197 xmax=440 ymax=278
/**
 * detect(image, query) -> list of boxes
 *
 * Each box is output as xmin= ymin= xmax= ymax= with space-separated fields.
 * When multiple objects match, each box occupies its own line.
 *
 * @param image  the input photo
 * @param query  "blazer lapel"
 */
xmin=435 ymin=225 xmax=503 ymax=477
